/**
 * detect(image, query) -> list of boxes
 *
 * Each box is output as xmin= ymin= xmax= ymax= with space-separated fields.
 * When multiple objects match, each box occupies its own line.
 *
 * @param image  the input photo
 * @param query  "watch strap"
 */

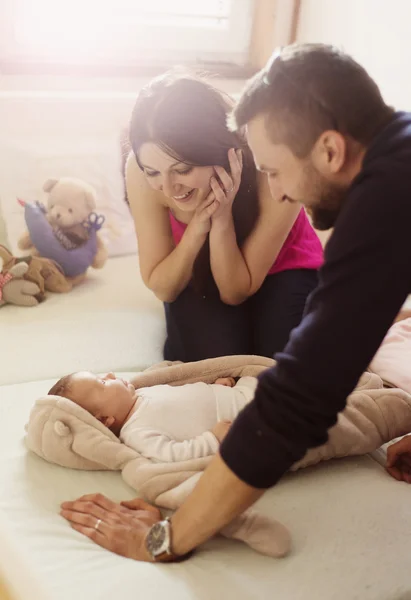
xmin=154 ymin=549 xmax=194 ymax=563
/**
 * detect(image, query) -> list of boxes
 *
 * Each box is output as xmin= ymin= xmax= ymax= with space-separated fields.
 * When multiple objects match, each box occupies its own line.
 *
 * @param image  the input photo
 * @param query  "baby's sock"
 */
xmin=220 ymin=508 xmax=291 ymax=558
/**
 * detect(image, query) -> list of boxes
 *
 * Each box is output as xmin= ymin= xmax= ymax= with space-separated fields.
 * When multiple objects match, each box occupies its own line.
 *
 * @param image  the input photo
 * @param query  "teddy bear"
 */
xmin=18 ymin=177 xmax=108 ymax=286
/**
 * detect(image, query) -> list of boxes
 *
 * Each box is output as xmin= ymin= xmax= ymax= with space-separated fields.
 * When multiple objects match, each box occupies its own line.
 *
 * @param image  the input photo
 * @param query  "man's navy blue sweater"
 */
xmin=221 ymin=112 xmax=411 ymax=488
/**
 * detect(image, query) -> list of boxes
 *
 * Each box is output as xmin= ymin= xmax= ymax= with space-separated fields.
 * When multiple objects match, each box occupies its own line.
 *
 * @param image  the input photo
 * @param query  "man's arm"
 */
xmin=170 ymin=454 xmax=264 ymax=555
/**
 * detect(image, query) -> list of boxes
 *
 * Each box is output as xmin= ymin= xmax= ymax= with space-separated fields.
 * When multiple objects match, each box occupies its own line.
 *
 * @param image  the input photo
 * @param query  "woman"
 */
xmin=126 ymin=72 xmax=323 ymax=361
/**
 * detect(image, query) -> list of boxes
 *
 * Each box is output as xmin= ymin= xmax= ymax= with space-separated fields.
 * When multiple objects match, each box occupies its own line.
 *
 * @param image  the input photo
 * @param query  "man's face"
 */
xmin=246 ymin=114 xmax=349 ymax=230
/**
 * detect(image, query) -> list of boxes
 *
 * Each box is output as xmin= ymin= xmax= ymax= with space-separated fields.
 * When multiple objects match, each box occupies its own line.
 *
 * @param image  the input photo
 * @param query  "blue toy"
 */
xmin=18 ymin=200 xmax=106 ymax=279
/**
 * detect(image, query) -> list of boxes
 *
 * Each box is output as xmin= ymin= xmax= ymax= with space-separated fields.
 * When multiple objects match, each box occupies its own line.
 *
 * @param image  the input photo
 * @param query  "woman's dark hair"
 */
xmin=129 ymin=70 xmax=259 ymax=293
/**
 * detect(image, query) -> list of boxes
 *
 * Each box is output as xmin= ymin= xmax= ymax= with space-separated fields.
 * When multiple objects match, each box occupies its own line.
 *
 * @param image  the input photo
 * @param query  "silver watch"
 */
xmin=145 ymin=517 xmax=173 ymax=561
xmin=145 ymin=517 xmax=193 ymax=563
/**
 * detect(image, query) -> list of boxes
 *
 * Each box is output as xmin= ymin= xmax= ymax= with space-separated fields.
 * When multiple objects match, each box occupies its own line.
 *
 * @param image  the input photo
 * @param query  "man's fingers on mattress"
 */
xmin=60 ymin=501 xmax=109 ymax=521
xmin=69 ymin=522 xmax=108 ymax=544
xmin=386 ymin=447 xmax=399 ymax=467
xmin=62 ymin=493 xmax=117 ymax=512
xmin=120 ymin=498 xmax=161 ymax=517
xmin=403 ymin=471 xmax=411 ymax=484
xmin=394 ymin=456 xmax=411 ymax=477
xmin=78 ymin=493 xmax=116 ymax=507
xmin=87 ymin=493 xmax=142 ymax=515
xmin=387 ymin=461 xmax=411 ymax=482
xmin=386 ymin=465 xmax=404 ymax=481
xmin=120 ymin=498 xmax=152 ymax=510
xmin=400 ymin=454 xmax=411 ymax=468
xmin=61 ymin=508 xmax=111 ymax=533
xmin=63 ymin=507 xmax=127 ymax=529
xmin=386 ymin=436 xmax=411 ymax=466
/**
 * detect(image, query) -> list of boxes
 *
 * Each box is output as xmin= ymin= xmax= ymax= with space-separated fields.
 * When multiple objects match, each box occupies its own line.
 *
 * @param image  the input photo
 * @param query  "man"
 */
xmin=61 ymin=44 xmax=411 ymax=561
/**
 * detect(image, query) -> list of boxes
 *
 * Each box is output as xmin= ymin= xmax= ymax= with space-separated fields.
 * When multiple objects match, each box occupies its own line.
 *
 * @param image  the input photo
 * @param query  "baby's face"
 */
xmin=68 ymin=372 xmax=136 ymax=432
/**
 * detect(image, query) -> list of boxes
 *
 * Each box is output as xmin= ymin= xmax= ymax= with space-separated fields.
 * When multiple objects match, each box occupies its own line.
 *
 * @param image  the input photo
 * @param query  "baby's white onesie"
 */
xmin=119 ymin=376 xmax=257 ymax=462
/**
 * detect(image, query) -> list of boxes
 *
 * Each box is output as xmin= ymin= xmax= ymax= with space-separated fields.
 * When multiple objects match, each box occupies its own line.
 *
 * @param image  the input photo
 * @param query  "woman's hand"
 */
xmin=187 ymin=148 xmax=242 ymax=238
xmin=210 ymin=148 xmax=243 ymax=228
xmin=386 ymin=435 xmax=411 ymax=483
xmin=188 ymin=191 xmax=220 ymax=238
xmin=60 ymin=493 xmax=162 ymax=561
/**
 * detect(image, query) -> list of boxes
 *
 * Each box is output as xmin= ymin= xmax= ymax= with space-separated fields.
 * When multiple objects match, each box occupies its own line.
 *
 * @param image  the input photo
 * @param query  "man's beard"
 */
xmin=310 ymin=201 xmax=343 ymax=231
xmin=303 ymin=163 xmax=348 ymax=231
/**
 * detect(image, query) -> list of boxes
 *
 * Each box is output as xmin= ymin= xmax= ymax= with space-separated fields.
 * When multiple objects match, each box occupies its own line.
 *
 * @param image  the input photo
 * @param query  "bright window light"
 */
xmin=8 ymin=0 xmax=253 ymax=65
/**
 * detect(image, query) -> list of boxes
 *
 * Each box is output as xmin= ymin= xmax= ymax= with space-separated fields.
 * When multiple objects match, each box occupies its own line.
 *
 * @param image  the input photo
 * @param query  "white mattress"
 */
xmin=1 ymin=377 xmax=411 ymax=600
xmin=1 ymin=255 xmax=411 ymax=599
xmin=0 ymin=255 xmax=165 ymax=386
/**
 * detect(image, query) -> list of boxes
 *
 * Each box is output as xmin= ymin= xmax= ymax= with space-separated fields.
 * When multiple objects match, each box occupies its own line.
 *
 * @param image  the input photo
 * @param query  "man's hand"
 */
xmin=60 ymin=494 xmax=162 ymax=561
xmin=212 ymin=421 xmax=232 ymax=443
xmin=61 ymin=455 xmax=264 ymax=561
xmin=386 ymin=436 xmax=411 ymax=483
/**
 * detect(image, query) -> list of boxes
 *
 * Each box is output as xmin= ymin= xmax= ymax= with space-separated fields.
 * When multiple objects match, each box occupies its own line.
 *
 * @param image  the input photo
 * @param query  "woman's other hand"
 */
xmin=188 ymin=192 xmax=219 ymax=237
xmin=210 ymin=148 xmax=243 ymax=227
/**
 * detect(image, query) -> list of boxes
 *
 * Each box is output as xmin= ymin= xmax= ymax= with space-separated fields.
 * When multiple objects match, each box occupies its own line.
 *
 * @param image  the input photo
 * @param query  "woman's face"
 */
xmin=138 ymin=142 xmax=215 ymax=212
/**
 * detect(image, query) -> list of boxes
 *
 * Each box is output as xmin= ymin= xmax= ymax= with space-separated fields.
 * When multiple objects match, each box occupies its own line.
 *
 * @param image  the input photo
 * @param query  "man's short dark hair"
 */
xmin=229 ymin=43 xmax=393 ymax=157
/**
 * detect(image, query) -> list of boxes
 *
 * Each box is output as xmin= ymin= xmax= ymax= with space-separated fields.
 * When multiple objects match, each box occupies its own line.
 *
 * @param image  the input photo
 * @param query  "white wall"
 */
xmin=296 ymin=0 xmax=411 ymax=110
xmin=0 ymin=77 xmax=247 ymax=144
xmin=0 ymin=74 xmax=246 ymax=95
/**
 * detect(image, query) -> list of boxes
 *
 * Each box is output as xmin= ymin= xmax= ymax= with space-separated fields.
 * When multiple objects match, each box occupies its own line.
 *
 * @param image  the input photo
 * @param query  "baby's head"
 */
xmin=48 ymin=372 xmax=137 ymax=435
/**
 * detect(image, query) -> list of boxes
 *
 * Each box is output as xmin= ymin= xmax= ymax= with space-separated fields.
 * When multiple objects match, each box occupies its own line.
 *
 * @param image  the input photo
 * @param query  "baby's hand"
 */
xmin=212 ymin=420 xmax=232 ymax=443
xmin=386 ymin=435 xmax=411 ymax=483
xmin=215 ymin=377 xmax=236 ymax=387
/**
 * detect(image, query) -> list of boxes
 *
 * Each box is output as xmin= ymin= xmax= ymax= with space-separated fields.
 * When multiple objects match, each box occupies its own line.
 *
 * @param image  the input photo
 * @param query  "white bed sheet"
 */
xmin=1 ymin=377 xmax=411 ymax=600
xmin=0 ymin=255 xmax=165 ymax=386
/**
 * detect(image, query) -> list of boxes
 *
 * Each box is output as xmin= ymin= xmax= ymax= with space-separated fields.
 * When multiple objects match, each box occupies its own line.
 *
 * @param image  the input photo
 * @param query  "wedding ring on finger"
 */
xmin=224 ymin=186 xmax=234 ymax=193
xmin=94 ymin=518 xmax=102 ymax=532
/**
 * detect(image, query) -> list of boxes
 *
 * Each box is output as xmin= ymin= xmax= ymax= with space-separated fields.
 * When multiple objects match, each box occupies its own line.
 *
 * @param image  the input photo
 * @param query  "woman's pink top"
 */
xmin=169 ymin=208 xmax=323 ymax=276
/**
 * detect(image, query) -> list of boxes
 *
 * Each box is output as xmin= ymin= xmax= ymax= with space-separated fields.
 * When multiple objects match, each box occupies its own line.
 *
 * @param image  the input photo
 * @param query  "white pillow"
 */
xmin=0 ymin=134 xmax=137 ymax=258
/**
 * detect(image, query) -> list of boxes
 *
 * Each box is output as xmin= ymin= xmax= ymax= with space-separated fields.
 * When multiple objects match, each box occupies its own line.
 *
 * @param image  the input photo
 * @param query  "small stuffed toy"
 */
xmin=18 ymin=177 xmax=108 ymax=286
xmin=0 ymin=255 xmax=41 ymax=307
xmin=0 ymin=245 xmax=72 ymax=295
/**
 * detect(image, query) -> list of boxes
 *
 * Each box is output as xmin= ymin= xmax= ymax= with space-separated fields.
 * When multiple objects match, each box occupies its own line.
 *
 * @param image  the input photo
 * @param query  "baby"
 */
xmin=48 ymin=371 xmax=411 ymax=481
xmin=48 ymin=371 xmax=257 ymax=462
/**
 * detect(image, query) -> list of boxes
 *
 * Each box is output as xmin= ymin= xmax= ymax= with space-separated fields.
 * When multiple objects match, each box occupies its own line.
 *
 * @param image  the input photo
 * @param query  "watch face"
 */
xmin=146 ymin=522 xmax=168 ymax=556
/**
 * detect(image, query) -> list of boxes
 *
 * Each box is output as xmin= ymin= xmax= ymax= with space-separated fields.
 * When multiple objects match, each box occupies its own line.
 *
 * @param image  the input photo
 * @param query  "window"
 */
xmin=0 ymin=0 xmax=254 ymax=68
